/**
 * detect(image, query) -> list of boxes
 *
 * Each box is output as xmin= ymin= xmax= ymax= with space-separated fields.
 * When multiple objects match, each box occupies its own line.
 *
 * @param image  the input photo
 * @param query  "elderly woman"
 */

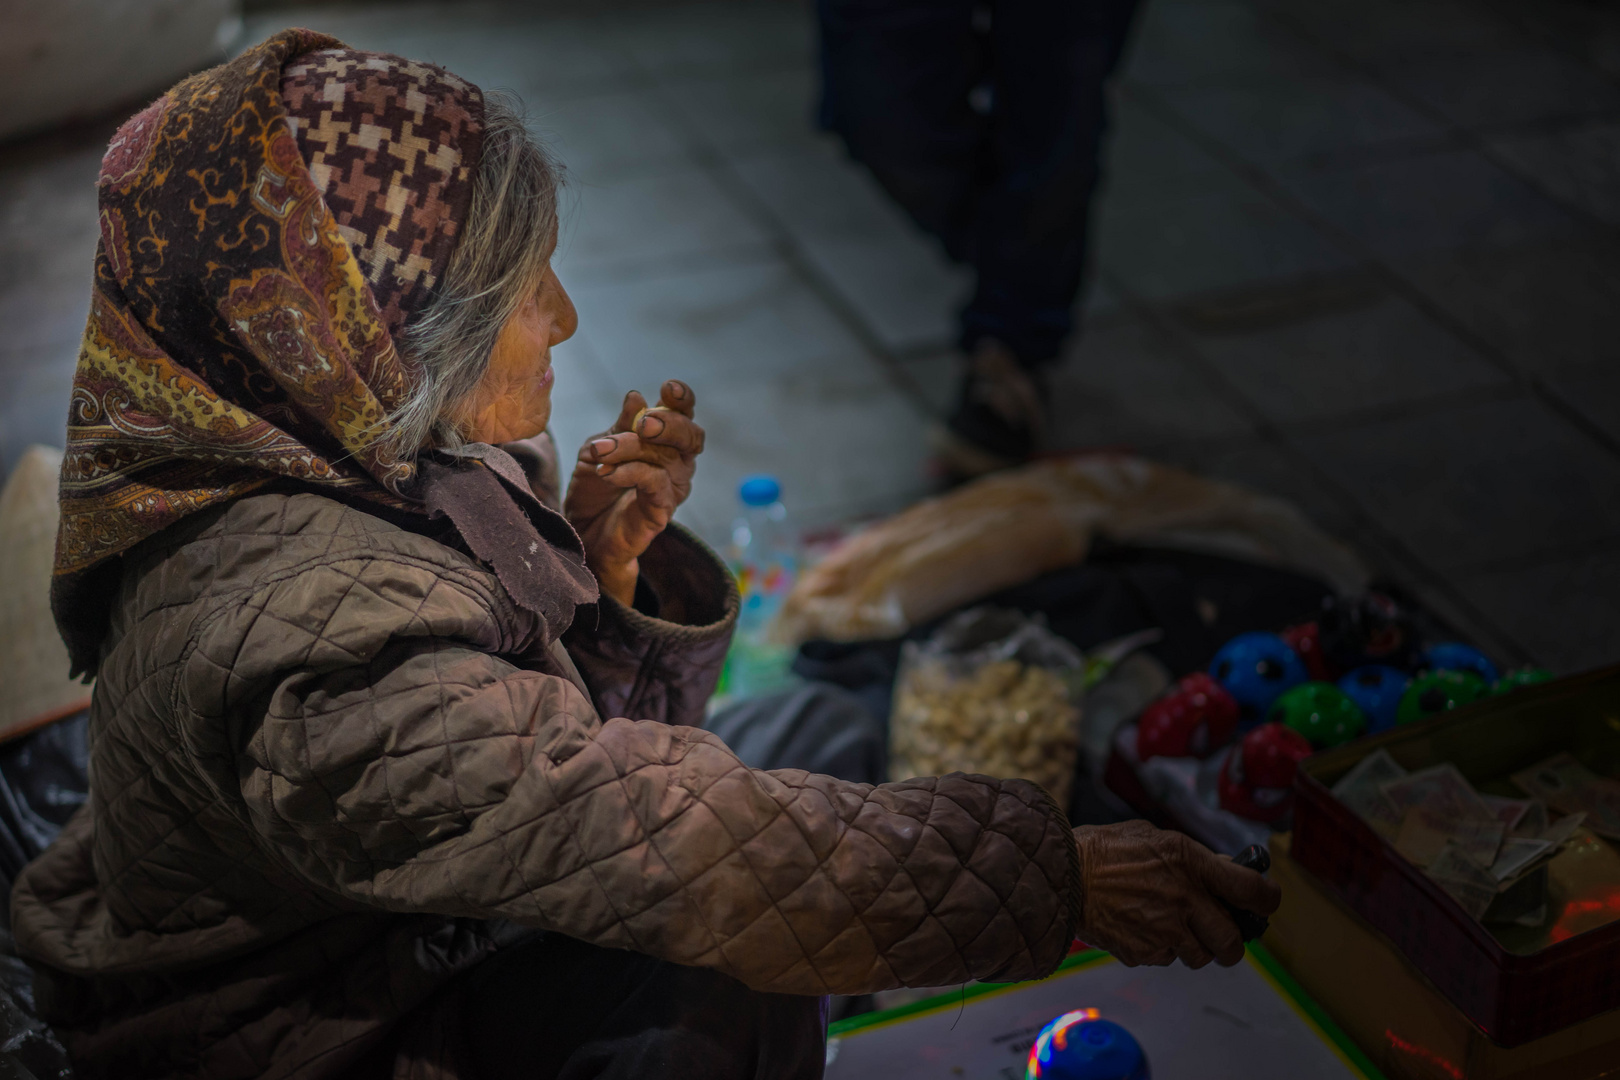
xmin=13 ymin=30 xmax=1277 ymax=1080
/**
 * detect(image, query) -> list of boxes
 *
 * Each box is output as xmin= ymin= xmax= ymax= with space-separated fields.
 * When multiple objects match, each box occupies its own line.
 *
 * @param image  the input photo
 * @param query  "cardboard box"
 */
xmin=1292 ymin=664 xmax=1620 ymax=1045
xmin=1265 ymin=833 xmax=1620 ymax=1080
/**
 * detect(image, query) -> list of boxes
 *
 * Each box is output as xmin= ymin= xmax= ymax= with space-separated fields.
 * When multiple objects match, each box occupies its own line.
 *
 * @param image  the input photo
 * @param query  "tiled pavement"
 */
xmin=2 ymin=0 xmax=1618 ymax=673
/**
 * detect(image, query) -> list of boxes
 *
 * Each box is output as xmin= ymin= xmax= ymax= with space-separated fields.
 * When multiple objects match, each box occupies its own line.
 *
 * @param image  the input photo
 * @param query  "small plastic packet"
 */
xmin=889 ymin=607 xmax=1084 ymax=806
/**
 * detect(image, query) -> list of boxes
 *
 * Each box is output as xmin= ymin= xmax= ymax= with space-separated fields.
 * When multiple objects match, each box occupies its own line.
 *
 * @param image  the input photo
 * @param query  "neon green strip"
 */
xmin=831 ymin=942 xmax=1388 ymax=1080
xmin=1247 ymin=941 xmax=1388 ymax=1080
xmin=827 ymin=949 xmax=1113 ymax=1039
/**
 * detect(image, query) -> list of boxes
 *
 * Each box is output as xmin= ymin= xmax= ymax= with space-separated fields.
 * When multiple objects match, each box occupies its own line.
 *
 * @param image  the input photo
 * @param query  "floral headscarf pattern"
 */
xmin=53 ymin=29 xmax=488 ymax=672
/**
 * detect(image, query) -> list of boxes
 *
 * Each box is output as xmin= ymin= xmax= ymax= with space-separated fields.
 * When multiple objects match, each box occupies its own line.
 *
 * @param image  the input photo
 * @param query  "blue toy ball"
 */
xmin=1338 ymin=665 xmax=1410 ymax=734
xmin=1027 ymin=1012 xmax=1150 ymax=1080
xmin=1423 ymin=642 xmax=1499 ymax=685
xmin=1209 ymin=632 xmax=1309 ymax=725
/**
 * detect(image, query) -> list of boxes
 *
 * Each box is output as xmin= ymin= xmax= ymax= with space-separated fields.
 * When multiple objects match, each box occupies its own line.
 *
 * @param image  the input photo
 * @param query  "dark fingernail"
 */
xmin=592 ymin=438 xmax=615 ymax=456
xmin=669 ymin=382 xmax=686 ymax=399
xmin=639 ymin=414 xmax=665 ymax=437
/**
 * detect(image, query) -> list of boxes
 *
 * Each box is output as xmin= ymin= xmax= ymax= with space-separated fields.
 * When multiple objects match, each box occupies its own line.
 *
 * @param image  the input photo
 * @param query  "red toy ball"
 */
xmin=1217 ymin=723 xmax=1313 ymax=823
xmin=1137 ymin=672 xmax=1241 ymax=760
xmin=1280 ymin=621 xmax=1338 ymax=682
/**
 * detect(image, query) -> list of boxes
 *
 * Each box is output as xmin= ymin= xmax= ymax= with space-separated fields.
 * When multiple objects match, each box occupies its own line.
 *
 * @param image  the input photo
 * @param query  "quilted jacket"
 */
xmin=12 ymin=489 xmax=1081 ymax=1079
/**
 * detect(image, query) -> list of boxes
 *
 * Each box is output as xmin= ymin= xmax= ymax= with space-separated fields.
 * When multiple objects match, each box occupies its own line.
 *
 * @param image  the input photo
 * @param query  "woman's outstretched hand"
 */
xmin=1073 ymin=820 xmax=1281 ymax=969
xmin=565 ymin=380 xmax=704 ymax=606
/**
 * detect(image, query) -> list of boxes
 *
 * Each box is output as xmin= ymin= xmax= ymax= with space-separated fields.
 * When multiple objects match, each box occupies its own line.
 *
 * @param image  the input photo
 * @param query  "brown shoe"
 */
xmin=932 ymin=339 xmax=1048 ymax=481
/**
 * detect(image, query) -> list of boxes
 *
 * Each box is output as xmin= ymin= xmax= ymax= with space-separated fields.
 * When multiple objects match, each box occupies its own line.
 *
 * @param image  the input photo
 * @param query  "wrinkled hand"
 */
xmin=1074 ymin=820 xmax=1281 ymax=969
xmin=565 ymin=381 xmax=704 ymax=606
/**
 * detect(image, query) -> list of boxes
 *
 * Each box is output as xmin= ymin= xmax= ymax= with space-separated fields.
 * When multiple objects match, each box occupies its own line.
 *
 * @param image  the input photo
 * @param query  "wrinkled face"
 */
xmin=454 ymin=263 xmax=578 ymax=444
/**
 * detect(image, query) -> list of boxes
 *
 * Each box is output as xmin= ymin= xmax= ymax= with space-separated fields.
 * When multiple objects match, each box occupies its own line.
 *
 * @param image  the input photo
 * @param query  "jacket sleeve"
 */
xmin=563 ymin=523 xmax=738 ymax=728
xmin=222 ymin=571 xmax=1076 ymax=996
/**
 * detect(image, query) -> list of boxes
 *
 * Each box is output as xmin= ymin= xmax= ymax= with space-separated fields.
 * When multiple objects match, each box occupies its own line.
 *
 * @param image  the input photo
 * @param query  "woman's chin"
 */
xmin=525 ymin=400 xmax=552 ymax=441
xmin=497 ymin=418 xmax=548 ymax=444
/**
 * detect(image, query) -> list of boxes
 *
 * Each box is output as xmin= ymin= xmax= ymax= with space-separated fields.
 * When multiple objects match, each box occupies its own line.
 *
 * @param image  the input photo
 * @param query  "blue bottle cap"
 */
xmin=739 ymin=475 xmax=781 ymax=507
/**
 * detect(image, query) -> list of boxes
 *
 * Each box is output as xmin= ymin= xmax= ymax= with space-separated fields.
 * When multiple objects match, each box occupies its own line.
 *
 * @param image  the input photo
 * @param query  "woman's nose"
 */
xmin=547 ymin=270 xmax=578 ymax=345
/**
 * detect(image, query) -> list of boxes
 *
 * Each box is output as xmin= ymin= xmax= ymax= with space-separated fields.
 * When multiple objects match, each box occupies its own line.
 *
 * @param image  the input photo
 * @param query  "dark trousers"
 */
xmin=460 ymin=933 xmax=829 ymax=1080
xmin=816 ymin=0 xmax=1142 ymax=366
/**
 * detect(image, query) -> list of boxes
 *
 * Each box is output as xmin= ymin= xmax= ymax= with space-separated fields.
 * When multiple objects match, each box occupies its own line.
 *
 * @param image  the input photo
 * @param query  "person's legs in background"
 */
xmin=817 ymin=0 xmax=1143 ymax=477
xmin=815 ymin=0 xmax=985 ymax=263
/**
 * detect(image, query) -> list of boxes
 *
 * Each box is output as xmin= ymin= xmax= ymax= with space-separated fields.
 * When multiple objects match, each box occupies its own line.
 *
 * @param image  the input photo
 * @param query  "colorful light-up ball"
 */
xmin=1280 ymin=620 xmax=1338 ymax=681
xmin=1026 ymin=1011 xmax=1150 ymax=1080
xmin=1422 ymin=642 xmax=1499 ymax=685
xmin=1396 ymin=669 xmax=1487 ymax=726
xmin=1217 ymin=722 xmax=1313 ymax=823
xmin=1337 ymin=665 xmax=1410 ymax=734
xmin=1267 ymin=681 xmax=1367 ymax=749
xmin=1492 ymin=667 xmax=1552 ymax=696
xmin=1318 ymin=591 xmax=1418 ymax=672
xmin=1136 ymin=672 xmax=1241 ymax=760
xmin=1209 ymin=632 xmax=1309 ymax=725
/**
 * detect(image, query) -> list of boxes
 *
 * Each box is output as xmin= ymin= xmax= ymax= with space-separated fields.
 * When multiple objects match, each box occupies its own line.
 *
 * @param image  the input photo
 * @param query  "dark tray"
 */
xmin=1291 ymin=663 xmax=1620 ymax=1048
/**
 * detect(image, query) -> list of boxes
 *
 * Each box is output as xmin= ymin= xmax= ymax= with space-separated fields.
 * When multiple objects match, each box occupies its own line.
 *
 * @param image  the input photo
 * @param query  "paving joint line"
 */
xmin=1259 ymin=382 xmax=1528 ymax=438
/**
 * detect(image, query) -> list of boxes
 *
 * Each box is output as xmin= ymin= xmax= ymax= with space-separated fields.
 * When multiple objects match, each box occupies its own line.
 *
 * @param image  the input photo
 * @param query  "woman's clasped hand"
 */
xmin=566 ymin=381 xmax=706 ymax=607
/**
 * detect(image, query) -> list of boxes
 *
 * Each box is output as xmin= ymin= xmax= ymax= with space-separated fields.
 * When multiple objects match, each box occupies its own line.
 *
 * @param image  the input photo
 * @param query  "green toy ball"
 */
xmin=1397 ymin=670 xmax=1487 ymax=725
xmin=1267 ymin=681 xmax=1368 ymax=748
xmin=1492 ymin=667 xmax=1553 ymax=696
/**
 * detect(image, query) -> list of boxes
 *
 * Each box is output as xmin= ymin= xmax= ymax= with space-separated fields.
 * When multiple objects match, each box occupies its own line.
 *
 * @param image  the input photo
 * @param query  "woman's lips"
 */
xmin=536 ymin=366 xmax=554 ymax=391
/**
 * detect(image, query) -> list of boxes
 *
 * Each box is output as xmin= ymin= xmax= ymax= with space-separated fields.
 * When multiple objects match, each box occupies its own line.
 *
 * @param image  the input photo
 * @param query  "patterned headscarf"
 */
xmin=51 ymin=30 xmax=560 ymax=673
xmin=281 ymin=48 xmax=482 ymax=338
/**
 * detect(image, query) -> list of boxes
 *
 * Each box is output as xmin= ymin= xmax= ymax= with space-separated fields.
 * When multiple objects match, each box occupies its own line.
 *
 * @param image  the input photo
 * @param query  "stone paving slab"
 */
xmin=1375 ymin=45 xmax=1620 ymax=131
xmin=1270 ymin=147 xmax=1580 ymax=261
xmin=1153 ymin=74 xmax=1444 ymax=167
xmin=1263 ymin=0 xmax=1526 ymax=67
xmin=1189 ymin=287 xmax=1509 ymax=425
xmin=656 ymin=67 xmax=822 ymax=155
xmin=554 ymin=164 xmax=773 ymax=277
xmin=1048 ymin=315 xmax=1255 ymax=449
xmin=1104 ymin=97 xmax=1253 ymax=202
xmin=1543 ymin=368 xmax=1620 ymax=448
xmin=1290 ymin=394 xmax=1620 ymax=577
xmin=1391 ymin=234 xmax=1620 ymax=379
xmin=1095 ymin=183 xmax=1359 ymax=300
xmin=1123 ymin=0 xmax=1328 ymax=87
xmin=531 ymin=89 xmax=694 ymax=184
xmin=1484 ymin=121 xmax=1620 ymax=227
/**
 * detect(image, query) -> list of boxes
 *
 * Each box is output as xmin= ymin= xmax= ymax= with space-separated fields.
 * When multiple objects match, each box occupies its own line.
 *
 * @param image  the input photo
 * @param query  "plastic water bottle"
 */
xmin=720 ymin=476 xmax=799 ymax=700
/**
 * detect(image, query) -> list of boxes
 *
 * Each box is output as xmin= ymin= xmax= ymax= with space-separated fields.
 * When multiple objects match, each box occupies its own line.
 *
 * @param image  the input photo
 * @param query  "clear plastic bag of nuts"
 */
xmin=889 ymin=607 xmax=1084 ymax=807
